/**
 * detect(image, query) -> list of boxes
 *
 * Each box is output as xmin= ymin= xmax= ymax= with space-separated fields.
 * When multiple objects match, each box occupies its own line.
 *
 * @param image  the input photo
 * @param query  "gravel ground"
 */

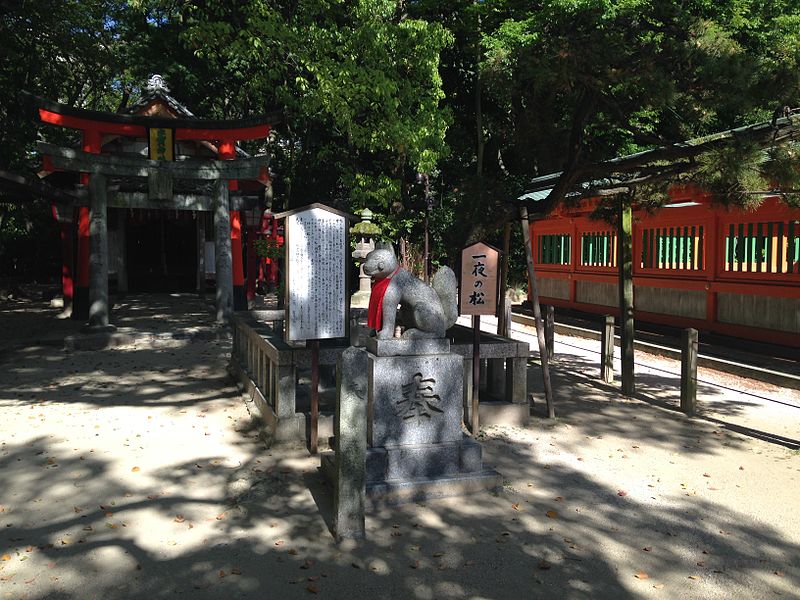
xmin=0 ymin=297 xmax=798 ymax=599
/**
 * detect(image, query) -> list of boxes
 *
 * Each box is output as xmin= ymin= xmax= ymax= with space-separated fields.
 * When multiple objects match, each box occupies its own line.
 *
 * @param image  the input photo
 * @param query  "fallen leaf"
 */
xmin=618 ymin=490 xmax=628 ymax=497
xmin=432 ymin=552 xmax=444 ymax=557
xmin=703 ymin=473 xmax=711 ymax=478
xmin=73 ymin=506 xmax=83 ymax=514
xmin=307 ymin=584 xmax=319 ymax=593
xmin=1 ymin=555 xmax=10 ymax=561
xmin=643 ymin=547 xmax=652 ymax=552
xmin=275 ymin=540 xmax=284 ymax=546
xmin=174 ymin=515 xmax=185 ymax=523
xmin=554 ymin=496 xmax=563 ymax=502
xmin=538 ymin=559 xmax=552 ymax=570
xmin=131 ymin=467 xmax=140 ymax=472
xmin=216 ymin=513 xmax=225 ymax=520
xmin=688 ymin=575 xmax=700 ymax=580
xmin=653 ymin=583 xmax=665 ymax=589
xmin=288 ymin=548 xmax=299 ymax=556
xmin=546 ymin=510 xmax=558 ymax=519
xmin=218 ymin=570 xmax=226 ymax=578
xmin=635 ymin=571 xmax=649 ymax=580
xmin=511 ymin=503 xmax=520 ymax=511
xmin=774 ymin=570 xmax=785 ymax=577
xmin=231 ymin=567 xmax=242 ymax=575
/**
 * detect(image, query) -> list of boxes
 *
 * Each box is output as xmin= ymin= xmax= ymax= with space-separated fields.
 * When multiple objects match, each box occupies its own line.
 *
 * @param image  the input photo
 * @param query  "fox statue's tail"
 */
xmin=431 ymin=266 xmax=458 ymax=330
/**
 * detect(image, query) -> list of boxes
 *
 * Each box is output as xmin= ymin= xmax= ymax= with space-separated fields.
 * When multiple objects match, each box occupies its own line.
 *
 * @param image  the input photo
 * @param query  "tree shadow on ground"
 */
xmin=533 ymin=352 xmax=800 ymax=450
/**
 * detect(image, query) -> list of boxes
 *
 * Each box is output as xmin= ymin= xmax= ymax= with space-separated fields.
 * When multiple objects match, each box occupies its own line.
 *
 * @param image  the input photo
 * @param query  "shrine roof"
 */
xmin=121 ymin=75 xmax=197 ymax=119
xmin=23 ymin=93 xmax=282 ymax=135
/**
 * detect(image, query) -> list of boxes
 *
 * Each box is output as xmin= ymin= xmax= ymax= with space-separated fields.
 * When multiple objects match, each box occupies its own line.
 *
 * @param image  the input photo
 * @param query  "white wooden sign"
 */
xmin=283 ymin=205 xmax=348 ymax=341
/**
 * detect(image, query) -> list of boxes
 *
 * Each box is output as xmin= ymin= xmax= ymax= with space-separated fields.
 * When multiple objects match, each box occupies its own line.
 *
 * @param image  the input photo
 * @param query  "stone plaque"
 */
xmin=367 ymin=353 xmax=463 ymax=447
xmin=285 ymin=206 xmax=348 ymax=341
xmin=459 ymin=242 xmax=500 ymax=315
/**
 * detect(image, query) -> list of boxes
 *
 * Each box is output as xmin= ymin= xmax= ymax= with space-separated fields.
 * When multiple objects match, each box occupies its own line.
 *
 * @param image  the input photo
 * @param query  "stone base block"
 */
xmin=320 ymin=453 xmax=501 ymax=507
xmin=477 ymin=400 xmax=530 ymax=427
xmin=365 ymin=437 xmax=484 ymax=482
xmin=365 ymin=470 xmax=503 ymax=506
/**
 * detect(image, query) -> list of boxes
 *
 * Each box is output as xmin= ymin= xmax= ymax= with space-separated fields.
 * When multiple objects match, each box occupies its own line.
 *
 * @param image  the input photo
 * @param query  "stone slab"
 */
xmin=365 ymin=469 xmax=503 ymax=506
xmin=363 ymin=438 xmax=486 ymax=483
xmin=366 ymin=337 xmax=450 ymax=357
xmin=368 ymin=352 xmax=463 ymax=447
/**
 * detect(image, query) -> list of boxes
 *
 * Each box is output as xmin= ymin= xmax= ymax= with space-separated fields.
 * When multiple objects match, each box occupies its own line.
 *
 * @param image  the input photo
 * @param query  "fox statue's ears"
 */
xmin=374 ymin=242 xmax=396 ymax=256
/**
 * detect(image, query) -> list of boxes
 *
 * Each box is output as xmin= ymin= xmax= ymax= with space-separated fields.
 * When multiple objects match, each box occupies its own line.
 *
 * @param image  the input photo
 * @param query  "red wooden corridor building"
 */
xmin=526 ymin=187 xmax=800 ymax=348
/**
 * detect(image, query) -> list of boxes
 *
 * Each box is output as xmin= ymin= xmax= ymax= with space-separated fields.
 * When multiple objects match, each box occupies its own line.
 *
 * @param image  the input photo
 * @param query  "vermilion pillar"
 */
xmin=51 ymin=205 xmax=74 ymax=315
xmin=73 ymin=206 xmax=91 ymax=320
xmin=73 ymin=128 xmax=102 ymax=320
xmin=218 ymin=139 xmax=246 ymax=310
xmin=230 ymin=210 xmax=246 ymax=310
xmin=246 ymin=217 xmax=258 ymax=304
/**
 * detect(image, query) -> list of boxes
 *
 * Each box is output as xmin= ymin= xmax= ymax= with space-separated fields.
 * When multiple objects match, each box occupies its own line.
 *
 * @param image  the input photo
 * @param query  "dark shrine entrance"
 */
xmin=125 ymin=210 xmax=198 ymax=293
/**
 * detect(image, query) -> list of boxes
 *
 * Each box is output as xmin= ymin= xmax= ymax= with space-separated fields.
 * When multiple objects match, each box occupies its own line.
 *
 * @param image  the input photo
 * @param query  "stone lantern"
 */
xmin=350 ymin=208 xmax=381 ymax=308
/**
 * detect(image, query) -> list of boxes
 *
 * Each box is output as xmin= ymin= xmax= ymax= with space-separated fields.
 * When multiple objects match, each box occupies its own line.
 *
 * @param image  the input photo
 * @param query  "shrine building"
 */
xmin=26 ymin=75 xmax=280 ymax=324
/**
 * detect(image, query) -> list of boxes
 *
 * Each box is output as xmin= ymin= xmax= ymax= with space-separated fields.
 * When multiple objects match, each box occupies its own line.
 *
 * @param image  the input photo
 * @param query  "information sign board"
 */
xmin=284 ymin=205 xmax=348 ymax=341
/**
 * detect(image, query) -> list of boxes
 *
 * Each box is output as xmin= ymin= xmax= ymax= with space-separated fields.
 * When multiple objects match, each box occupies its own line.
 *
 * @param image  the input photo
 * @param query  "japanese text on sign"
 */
xmin=286 ymin=207 xmax=347 ymax=341
xmin=459 ymin=242 xmax=500 ymax=316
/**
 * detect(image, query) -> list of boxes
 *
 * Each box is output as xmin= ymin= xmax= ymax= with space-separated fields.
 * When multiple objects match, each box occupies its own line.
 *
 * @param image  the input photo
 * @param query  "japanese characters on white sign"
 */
xmin=459 ymin=242 xmax=500 ymax=316
xmin=285 ymin=206 xmax=348 ymax=341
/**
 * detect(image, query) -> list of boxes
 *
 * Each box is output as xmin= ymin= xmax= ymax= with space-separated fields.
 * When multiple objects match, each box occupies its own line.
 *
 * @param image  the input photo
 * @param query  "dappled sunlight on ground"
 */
xmin=0 ymin=296 xmax=798 ymax=599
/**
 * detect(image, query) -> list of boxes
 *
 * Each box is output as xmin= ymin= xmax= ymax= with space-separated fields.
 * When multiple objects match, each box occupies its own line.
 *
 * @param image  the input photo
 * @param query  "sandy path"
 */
xmin=0 ymin=299 xmax=797 ymax=599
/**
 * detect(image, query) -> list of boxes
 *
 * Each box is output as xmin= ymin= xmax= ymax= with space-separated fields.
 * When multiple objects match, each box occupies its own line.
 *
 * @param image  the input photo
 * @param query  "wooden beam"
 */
xmin=38 ymin=142 xmax=270 ymax=180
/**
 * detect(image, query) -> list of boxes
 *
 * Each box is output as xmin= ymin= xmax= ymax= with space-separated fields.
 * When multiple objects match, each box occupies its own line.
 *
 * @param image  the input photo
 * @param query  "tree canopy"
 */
xmin=1 ymin=0 xmax=799 ymax=278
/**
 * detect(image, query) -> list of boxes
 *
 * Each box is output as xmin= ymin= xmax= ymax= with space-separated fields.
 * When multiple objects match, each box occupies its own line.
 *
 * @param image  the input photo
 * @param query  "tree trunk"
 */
xmin=618 ymin=193 xmax=635 ymax=396
xmin=519 ymin=205 xmax=555 ymax=418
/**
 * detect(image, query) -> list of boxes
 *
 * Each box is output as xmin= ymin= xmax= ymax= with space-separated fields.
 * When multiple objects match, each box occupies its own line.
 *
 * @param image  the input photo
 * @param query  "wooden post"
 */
xmin=680 ymin=328 xmax=699 ymax=415
xmin=116 ymin=209 xmax=128 ymax=293
xmin=310 ymin=339 xmax=320 ymax=454
xmin=618 ymin=194 xmax=635 ymax=396
xmin=601 ymin=315 xmax=615 ymax=383
xmin=87 ymin=173 xmax=109 ymax=328
xmin=497 ymin=221 xmax=511 ymax=336
xmin=519 ymin=205 xmax=555 ymax=418
xmin=471 ymin=315 xmax=481 ymax=435
xmin=544 ymin=305 xmax=555 ymax=360
xmin=197 ymin=212 xmax=206 ymax=294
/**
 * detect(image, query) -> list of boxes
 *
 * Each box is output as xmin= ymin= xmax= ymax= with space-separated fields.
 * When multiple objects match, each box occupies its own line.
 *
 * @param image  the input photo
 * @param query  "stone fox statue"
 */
xmin=363 ymin=248 xmax=458 ymax=339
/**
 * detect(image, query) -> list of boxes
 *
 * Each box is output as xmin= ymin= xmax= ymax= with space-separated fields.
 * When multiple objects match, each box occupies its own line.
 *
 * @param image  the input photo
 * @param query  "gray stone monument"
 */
xmin=322 ymin=251 xmax=501 ymax=510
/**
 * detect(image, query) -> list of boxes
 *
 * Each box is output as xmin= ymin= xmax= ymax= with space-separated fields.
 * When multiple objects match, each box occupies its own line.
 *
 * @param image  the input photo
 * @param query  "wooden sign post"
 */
xmin=459 ymin=242 xmax=501 ymax=436
xmin=275 ymin=203 xmax=353 ymax=454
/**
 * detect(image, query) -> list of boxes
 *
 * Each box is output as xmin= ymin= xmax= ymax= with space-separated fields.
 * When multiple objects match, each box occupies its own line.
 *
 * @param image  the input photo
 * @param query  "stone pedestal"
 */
xmin=322 ymin=338 xmax=501 ymax=506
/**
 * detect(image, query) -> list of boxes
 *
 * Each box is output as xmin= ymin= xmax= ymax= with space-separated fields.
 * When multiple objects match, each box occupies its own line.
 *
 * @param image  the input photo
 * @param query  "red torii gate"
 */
xmin=27 ymin=89 xmax=280 ymax=319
